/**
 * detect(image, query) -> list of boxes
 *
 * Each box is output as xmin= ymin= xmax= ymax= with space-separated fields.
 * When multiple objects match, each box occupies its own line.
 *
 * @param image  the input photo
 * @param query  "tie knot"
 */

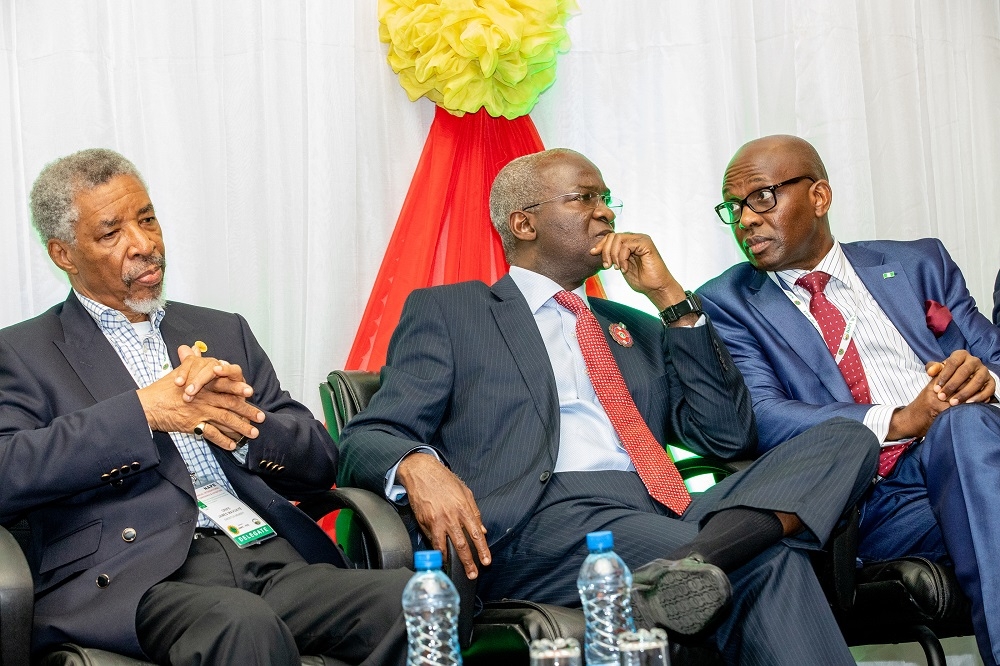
xmin=794 ymin=271 xmax=832 ymax=296
xmin=553 ymin=290 xmax=588 ymax=315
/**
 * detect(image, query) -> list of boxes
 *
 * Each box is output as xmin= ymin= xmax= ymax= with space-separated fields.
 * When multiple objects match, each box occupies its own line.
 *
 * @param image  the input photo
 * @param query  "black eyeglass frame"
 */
xmin=714 ymin=175 xmax=816 ymax=225
xmin=522 ymin=191 xmax=623 ymax=213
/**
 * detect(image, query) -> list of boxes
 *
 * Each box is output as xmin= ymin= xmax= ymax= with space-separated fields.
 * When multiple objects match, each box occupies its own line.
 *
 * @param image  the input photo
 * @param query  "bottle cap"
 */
xmin=586 ymin=530 xmax=614 ymax=552
xmin=414 ymin=550 xmax=443 ymax=570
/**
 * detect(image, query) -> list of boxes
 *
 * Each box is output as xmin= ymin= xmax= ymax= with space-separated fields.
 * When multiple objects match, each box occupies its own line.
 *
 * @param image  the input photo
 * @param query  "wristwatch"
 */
xmin=659 ymin=291 xmax=703 ymax=326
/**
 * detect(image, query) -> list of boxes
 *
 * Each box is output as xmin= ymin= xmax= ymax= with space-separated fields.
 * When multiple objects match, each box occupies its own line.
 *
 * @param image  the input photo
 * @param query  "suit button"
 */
xmin=112 ymin=480 xmax=124 ymax=488
xmin=259 ymin=460 xmax=269 ymax=468
xmin=101 ymin=473 xmax=111 ymax=482
xmin=122 ymin=528 xmax=137 ymax=542
xmin=276 ymin=465 xmax=285 ymax=472
xmin=131 ymin=461 xmax=141 ymax=471
xmin=96 ymin=574 xmax=111 ymax=588
xmin=109 ymin=468 xmax=120 ymax=478
xmin=539 ymin=471 xmax=551 ymax=482
xmin=120 ymin=465 xmax=131 ymax=475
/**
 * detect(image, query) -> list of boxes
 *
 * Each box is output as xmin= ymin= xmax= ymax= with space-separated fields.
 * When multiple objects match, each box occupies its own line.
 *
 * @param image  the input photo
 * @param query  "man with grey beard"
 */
xmin=0 ymin=149 xmax=409 ymax=665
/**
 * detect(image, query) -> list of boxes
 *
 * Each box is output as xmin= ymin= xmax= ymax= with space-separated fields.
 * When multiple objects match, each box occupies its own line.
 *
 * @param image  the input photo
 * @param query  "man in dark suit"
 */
xmin=993 ymin=268 xmax=999 ymax=325
xmin=339 ymin=148 xmax=879 ymax=664
xmin=698 ymin=134 xmax=1000 ymax=666
xmin=0 ymin=149 xmax=409 ymax=665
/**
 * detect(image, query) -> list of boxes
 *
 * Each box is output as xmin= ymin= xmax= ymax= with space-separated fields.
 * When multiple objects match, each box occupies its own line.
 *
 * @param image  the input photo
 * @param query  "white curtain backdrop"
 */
xmin=3 ymin=0 xmax=999 ymax=425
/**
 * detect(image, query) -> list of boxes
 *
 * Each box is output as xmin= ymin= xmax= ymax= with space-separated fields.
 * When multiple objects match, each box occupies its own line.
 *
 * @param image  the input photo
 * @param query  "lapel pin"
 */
xmin=609 ymin=322 xmax=633 ymax=348
xmin=882 ymin=271 xmax=896 ymax=279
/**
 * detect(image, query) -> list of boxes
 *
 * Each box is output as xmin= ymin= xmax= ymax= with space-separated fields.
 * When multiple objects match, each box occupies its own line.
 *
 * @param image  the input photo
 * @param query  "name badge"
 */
xmin=195 ymin=481 xmax=276 ymax=548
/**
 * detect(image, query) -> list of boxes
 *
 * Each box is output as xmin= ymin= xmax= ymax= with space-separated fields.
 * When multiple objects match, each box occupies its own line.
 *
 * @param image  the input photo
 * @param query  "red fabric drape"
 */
xmin=347 ymin=106 xmax=605 ymax=371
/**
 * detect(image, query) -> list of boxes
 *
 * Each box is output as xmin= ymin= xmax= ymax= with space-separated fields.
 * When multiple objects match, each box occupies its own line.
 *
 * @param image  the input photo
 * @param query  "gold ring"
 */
xmin=193 ymin=422 xmax=207 ymax=437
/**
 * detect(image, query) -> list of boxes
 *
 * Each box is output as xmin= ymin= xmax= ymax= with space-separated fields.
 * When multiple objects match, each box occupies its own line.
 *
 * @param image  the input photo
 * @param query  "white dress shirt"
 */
xmin=770 ymin=240 xmax=998 ymax=444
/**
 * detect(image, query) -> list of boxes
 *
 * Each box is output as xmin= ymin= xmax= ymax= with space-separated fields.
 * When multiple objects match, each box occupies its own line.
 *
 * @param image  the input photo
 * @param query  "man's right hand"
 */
xmin=887 ymin=368 xmax=952 ymax=440
xmin=396 ymin=452 xmax=492 ymax=580
xmin=137 ymin=359 xmax=265 ymax=450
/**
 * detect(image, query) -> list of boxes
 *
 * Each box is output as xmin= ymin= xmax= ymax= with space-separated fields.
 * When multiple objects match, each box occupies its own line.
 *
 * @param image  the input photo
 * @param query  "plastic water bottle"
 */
xmin=402 ymin=550 xmax=463 ymax=666
xmin=577 ymin=531 xmax=636 ymax=666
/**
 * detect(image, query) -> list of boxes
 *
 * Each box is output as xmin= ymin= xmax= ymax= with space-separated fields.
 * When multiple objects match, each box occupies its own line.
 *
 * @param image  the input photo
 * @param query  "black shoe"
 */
xmin=630 ymin=555 xmax=732 ymax=636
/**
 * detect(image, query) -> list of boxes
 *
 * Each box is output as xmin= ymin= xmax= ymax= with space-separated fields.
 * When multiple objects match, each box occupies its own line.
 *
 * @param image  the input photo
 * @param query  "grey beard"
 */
xmin=123 ymin=292 xmax=167 ymax=315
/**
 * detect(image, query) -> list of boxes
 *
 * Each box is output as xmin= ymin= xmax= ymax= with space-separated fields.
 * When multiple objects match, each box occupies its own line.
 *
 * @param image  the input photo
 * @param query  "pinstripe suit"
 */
xmin=339 ymin=274 xmax=879 ymax=665
xmin=993 ymin=268 xmax=999 ymax=325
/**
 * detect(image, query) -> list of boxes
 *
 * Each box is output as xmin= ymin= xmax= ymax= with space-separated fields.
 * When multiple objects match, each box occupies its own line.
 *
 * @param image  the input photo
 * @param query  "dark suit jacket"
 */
xmin=698 ymin=238 xmax=1000 ymax=452
xmin=338 ymin=275 xmax=754 ymax=551
xmin=0 ymin=292 xmax=345 ymax=657
xmin=993 ymin=268 xmax=1000 ymax=325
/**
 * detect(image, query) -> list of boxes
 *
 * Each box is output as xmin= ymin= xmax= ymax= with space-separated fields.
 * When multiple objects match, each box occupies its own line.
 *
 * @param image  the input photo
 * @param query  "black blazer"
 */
xmin=993 ymin=267 xmax=1000 ymax=326
xmin=0 ymin=292 xmax=344 ymax=657
xmin=339 ymin=275 xmax=754 ymax=551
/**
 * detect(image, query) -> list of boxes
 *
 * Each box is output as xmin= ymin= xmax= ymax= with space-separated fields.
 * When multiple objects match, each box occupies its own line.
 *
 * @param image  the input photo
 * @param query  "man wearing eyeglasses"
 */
xmin=340 ymin=147 xmax=881 ymax=664
xmin=699 ymin=134 xmax=1000 ymax=665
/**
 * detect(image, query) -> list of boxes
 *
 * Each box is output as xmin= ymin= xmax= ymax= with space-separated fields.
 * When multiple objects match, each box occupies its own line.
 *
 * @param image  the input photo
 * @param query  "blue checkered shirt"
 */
xmin=76 ymin=291 xmax=239 ymax=527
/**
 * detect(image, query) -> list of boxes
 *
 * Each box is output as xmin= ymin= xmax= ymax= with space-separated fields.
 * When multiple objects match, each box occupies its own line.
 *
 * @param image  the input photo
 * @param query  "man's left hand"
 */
xmin=929 ymin=350 xmax=996 ymax=405
xmin=173 ymin=344 xmax=254 ymax=403
xmin=590 ymin=232 xmax=690 ymax=314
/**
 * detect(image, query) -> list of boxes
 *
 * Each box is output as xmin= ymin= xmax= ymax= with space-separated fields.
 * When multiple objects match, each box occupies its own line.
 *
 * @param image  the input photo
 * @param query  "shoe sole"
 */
xmin=643 ymin=562 xmax=732 ymax=636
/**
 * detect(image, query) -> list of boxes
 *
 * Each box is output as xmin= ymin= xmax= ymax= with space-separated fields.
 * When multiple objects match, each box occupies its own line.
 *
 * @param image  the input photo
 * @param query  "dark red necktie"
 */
xmin=794 ymin=271 xmax=909 ymax=477
xmin=553 ymin=290 xmax=691 ymax=514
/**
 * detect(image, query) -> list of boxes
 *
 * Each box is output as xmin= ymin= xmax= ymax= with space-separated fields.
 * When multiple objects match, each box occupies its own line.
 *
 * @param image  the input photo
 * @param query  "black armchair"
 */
xmin=676 ymin=457 xmax=974 ymax=666
xmin=320 ymin=370 xmax=585 ymax=665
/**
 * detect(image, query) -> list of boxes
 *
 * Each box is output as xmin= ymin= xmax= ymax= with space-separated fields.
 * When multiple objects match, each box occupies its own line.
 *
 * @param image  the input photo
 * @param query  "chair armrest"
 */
xmin=0 ymin=524 xmax=33 ymax=666
xmin=675 ymin=456 xmax=753 ymax=481
xmin=296 ymin=488 xmax=413 ymax=571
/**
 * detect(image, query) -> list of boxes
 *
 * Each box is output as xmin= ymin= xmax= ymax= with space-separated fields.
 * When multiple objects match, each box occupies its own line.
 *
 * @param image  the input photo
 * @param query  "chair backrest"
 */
xmin=322 ymin=370 xmax=381 ymax=441
xmin=0 ymin=520 xmax=35 ymax=666
xmin=321 ymin=369 xmax=477 ymax=648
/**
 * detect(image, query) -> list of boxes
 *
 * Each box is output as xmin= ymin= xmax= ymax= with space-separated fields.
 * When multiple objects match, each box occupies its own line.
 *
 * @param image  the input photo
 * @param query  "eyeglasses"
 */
xmin=714 ymin=175 xmax=815 ymax=225
xmin=523 ymin=191 xmax=623 ymax=215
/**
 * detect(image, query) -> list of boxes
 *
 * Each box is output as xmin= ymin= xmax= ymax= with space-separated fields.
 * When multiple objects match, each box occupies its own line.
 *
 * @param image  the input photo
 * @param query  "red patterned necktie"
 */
xmin=553 ymin=290 xmax=691 ymax=514
xmin=794 ymin=271 xmax=910 ymax=477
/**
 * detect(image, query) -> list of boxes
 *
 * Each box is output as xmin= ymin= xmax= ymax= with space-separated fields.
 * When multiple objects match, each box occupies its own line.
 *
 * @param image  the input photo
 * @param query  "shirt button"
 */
xmin=539 ymin=471 xmax=551 ymax=482
xmin=96 ymin=574 xmax=111 ymax=588
xmin=122 ymin=528 xmax=137 ymax=542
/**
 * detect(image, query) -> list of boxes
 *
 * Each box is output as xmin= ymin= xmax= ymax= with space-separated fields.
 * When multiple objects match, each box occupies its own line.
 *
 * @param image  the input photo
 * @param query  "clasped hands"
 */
xmin=889 ymin=349 xmax=996 ymax=440
xmin=137 ymin=344 xmax=264 ymax=450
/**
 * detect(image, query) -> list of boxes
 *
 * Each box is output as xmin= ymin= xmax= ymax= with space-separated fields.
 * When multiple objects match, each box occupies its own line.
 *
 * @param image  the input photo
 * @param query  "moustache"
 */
xmin=122 ymin=253 xmax=166 ymax=287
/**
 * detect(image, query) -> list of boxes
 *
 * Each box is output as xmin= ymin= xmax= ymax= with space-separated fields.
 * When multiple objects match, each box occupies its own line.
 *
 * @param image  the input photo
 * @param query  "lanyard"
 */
xmin=779 ymin=274 xmax=860 ymax=367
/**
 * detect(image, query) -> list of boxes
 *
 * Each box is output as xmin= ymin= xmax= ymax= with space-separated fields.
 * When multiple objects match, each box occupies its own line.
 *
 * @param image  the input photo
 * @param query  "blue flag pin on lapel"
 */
xmin=883 ymin=271 xmax=896 ymax=279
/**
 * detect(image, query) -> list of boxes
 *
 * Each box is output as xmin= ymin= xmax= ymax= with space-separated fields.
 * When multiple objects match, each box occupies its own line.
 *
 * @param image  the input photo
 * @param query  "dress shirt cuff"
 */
xmin=231 ymin=441 xmax=249 ymax=464
xmin=674 ymin=314 xmax=707 ymax=329
xmin=990 ymin=369 xmax=1000 ymax=402
xmin=385 ymin=446 xmax=441 ymax=503
xmin=863 ymin=404 xmax=898 ymax=445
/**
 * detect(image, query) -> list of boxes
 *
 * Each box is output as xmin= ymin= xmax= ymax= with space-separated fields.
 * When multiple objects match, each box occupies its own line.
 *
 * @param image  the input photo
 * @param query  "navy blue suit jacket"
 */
xmin=338 ymin=275 xmax=754 ymax=551
xmin=0 ymin=293 xmax=345 ymax=657
xmin=698 ymin=238 xmax=1000 ymax=452
xmin=992 ymin=268 xmax=1000 ymax=325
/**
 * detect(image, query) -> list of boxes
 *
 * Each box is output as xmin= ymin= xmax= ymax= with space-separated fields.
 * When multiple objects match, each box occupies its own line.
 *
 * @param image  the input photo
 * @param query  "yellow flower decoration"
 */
xmin=379 ymin=0 xmax=578 ymax=119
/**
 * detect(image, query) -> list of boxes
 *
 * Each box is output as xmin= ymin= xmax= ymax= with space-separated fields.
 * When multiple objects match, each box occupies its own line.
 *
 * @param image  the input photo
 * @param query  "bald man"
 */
xmin=699 ymin=134 xmax=1000 ymax=666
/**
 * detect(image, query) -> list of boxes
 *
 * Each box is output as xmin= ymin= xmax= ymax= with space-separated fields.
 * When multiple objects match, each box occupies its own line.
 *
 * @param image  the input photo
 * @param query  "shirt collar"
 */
xmin=508 ymin=266 xmax=590 ymax=314
xmin=75 ymin=290 xmax=165 ymax=333
xmin=769 ymin=239 xmax=850 ymax=291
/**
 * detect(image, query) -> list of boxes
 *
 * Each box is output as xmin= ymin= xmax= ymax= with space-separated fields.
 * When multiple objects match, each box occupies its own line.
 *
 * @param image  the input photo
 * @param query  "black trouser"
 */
xmin=136 ymin=532 xmax=409 ymax=666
